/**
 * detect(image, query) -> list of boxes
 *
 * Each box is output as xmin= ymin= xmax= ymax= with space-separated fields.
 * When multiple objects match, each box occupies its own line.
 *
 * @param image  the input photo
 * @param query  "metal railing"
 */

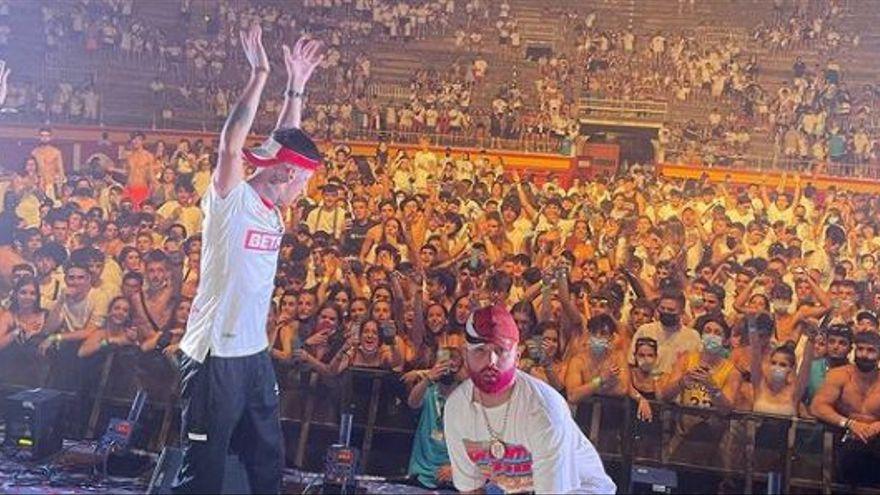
xmin=367 ymin=83 xmax=413 ymax=101
xmin=579 ymin=97 xmax=669 ymax=120
xmin=275 ymin=366 xmax=879 ymax=493
xmin=663 ymin=147 xmax=880 ymax=180
xmin=2 ymin=349 xmax=880 ymax=493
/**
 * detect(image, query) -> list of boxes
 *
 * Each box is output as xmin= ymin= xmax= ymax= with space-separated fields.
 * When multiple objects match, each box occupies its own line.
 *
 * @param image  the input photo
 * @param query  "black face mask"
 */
xmin=855 ymin=358 xmax=879 ymax=373
xmin=658 ymin=312 xmax=680 ymax=329
xmin=826 ymin=356 xmax=849 ymax=368
xmin=439 ymin=373 xmax=456 ymax=386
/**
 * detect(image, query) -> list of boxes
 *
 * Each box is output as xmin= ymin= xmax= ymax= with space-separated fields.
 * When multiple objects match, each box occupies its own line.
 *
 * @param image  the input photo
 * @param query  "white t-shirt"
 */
xmin=157 ymin=201 xmax=203 ymax=236
xmin=179 ymin=182 xmax=283 ymax=362
xmin=630 ymin=321 xmax=702 ymax=374
xmin=444 ymin=372 xmax=616 ymax=494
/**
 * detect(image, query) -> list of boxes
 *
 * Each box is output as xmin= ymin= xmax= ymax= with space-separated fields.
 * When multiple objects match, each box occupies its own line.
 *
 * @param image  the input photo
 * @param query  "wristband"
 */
xmin=285 ymin=88 xmax=305 ymax=98
xmin=840 ymin=418 xmax=852 ymax=429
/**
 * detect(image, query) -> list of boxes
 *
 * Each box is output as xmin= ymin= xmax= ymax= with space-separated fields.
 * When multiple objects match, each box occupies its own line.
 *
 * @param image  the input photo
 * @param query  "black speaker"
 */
xmin=3 ymin=388 xmax=65 ymax=460
xmin=629 ymin=465 xmax=677 ymax=494
xmin=146 ymin=447 xmax=251 ymax=494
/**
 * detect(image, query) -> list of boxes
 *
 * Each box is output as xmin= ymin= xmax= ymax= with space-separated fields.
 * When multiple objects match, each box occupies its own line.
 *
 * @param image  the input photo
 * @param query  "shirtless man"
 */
xmin=122 ymin=132 xmax=157 ymax=210
xmin=31 ymin=128 xmax=65 ymax=199
xmin=811 ymin=331 xmax=880 ymax=485
xmin=131 ymin=249 xmax=181 ymax=340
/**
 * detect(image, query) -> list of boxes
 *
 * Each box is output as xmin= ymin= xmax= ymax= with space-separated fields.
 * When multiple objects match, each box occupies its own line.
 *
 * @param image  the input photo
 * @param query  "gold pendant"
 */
xmin=489 ymin=439 xmax=506 ymax=460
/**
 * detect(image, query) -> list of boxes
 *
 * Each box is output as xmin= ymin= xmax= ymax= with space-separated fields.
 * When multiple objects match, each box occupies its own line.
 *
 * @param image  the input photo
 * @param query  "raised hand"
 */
xmin=0 ymin=60 xmax=9 ymax=106
xmin=282 ymin=38 xmax=324 ymax=90
xmin=240 ymin=24 xmax=269 ymax=73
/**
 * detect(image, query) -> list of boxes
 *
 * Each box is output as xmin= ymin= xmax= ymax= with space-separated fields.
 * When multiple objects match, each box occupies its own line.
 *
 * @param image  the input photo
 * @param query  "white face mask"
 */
xmin=769 ymin=365 xmax=788 ymax=386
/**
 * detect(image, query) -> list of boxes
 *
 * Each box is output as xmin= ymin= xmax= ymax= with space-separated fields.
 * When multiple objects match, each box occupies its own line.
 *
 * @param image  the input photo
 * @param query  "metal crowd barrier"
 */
xmin=0 ymin=343 xmax=180 ymax=451
xmin=277 ymin=367 xmax=880 ymax=494
xmin=578 ymin=97 xmax=669 ymax=120
xmin=4 ymin=350 xmax=880 ymax=493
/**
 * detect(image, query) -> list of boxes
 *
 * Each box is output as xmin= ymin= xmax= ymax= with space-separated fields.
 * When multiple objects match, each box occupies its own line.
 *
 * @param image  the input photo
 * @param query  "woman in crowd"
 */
xmin=749 ymin=316 xmax=816 ymax=416
xmin=294 ymin=303 xmax=346 ymax=377
xmin=0 ymin=276 xmax=47 ymax=351
xmin=331 ymin=318 xmax=402 ymax=372
xmin=78 ymin=296 xmax=140 ymax=357
xmin=659 ymin=315 xmax=740 ymax=410
xmin=269 ymin=290 xmax=299 ymax=363
xmin=629 ymin=337 xmax=661 ymax=421
xmin=151 ymin=166 xmax=178 ymax=205
xmin=117 ymin=246 xmax=143 ymax=274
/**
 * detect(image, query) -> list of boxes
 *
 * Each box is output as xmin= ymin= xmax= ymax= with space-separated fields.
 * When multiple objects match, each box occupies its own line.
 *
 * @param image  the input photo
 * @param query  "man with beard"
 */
xmin=811 ymin=331 xmax=880 ymax=485
xmin=443 ymin=303 xmax=615 ymax=494
xmin=172 ymin=27 xmax=323 ymax=494
xmin=132 ymin=249 xmax=180 ymax=341
xmin=806 ymin=323 xmax=852 ymax=404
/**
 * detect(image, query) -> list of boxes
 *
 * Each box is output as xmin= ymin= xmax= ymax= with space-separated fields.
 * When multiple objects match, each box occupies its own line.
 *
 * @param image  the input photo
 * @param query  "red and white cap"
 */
xmin=242 ymin=127 xmax=321 ymax=171
xmin=465 ymin=303 xmax=520 ymax=349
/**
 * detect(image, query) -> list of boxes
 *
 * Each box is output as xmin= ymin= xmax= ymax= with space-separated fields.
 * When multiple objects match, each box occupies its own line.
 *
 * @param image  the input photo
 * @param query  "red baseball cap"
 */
xmin=465 ymin=303 xmax=519 ymax=349
xmin=243 ymin=128 xmax=321 ymax=171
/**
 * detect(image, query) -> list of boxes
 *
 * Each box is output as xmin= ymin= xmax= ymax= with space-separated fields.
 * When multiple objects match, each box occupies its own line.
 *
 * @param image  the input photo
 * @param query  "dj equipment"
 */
xmin=98 ymin=389 xmax=154 ymax=477
xmin=629 ymin=465 xmax=677 ymax=494
xmin=98 ymin=389 xmax=147 ymax=454
xmin=146 ymin=447 xmax=251 ymax=494
xmin=320 ymin=408 xmax=359 ymax=494
xmin=3 ymin=388 xmax=65 ymax=460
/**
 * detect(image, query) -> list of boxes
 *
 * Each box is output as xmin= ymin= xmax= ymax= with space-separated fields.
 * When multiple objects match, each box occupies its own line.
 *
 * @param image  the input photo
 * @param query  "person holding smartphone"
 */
xmin=331 ymin=319 xmax=402 ymax=371
xmin=407 ymin=347 xmax=466 ymax=489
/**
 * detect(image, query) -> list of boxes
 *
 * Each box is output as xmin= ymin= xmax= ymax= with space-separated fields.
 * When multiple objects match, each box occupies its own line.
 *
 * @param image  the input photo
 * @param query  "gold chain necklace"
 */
xmin=477 ymin=388 xmax=514 ymax=460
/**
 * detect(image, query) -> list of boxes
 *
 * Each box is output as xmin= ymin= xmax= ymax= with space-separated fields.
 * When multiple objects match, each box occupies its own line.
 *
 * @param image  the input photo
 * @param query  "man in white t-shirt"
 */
xmin=172 ymin=28 xmax=323 ymax=495
xmin=630 ymin=290 xmax=702 ymax=374
xmin=445 ymin=304 xmax=615 ymax=494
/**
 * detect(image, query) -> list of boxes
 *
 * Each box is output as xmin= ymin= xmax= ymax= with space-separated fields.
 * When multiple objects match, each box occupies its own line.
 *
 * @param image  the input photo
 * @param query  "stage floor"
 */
xmin=1 ymin=441 xmax=441 ymax=494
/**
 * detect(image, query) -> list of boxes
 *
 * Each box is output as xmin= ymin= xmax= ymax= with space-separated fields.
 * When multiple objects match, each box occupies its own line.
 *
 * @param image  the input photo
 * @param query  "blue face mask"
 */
xmin=589 ymin=337 xmax=610 ymax=356
xmin=702 ymin=334 xmax=725 ymax=355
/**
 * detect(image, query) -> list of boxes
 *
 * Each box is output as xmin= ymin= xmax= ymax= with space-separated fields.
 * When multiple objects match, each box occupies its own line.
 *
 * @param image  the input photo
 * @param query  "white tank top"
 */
xmin=179 ymin=181 xmax=283 ymax=362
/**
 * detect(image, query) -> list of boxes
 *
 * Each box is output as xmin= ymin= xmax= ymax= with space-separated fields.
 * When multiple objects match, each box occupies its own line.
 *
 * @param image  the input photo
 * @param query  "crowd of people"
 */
xmin=4 ymin=0 xmax=875 ymax=166
xmin=2 ymin=115 xmax=880 ymax=486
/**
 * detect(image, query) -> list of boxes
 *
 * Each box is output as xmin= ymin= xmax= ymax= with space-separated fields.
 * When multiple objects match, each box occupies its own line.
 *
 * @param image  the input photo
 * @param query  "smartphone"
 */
xmin=437 ymin=347 xmax=452 ymax=363
xmin=437 ymin=347 xmax=452 ymax=374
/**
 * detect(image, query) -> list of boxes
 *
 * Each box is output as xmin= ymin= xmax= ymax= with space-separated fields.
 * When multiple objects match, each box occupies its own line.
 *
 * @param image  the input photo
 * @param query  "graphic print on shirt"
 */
xmin=463 ymin=439 xmax=533 ymax=493
xmin=243 ymin=229 xmax=283 ymax=252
